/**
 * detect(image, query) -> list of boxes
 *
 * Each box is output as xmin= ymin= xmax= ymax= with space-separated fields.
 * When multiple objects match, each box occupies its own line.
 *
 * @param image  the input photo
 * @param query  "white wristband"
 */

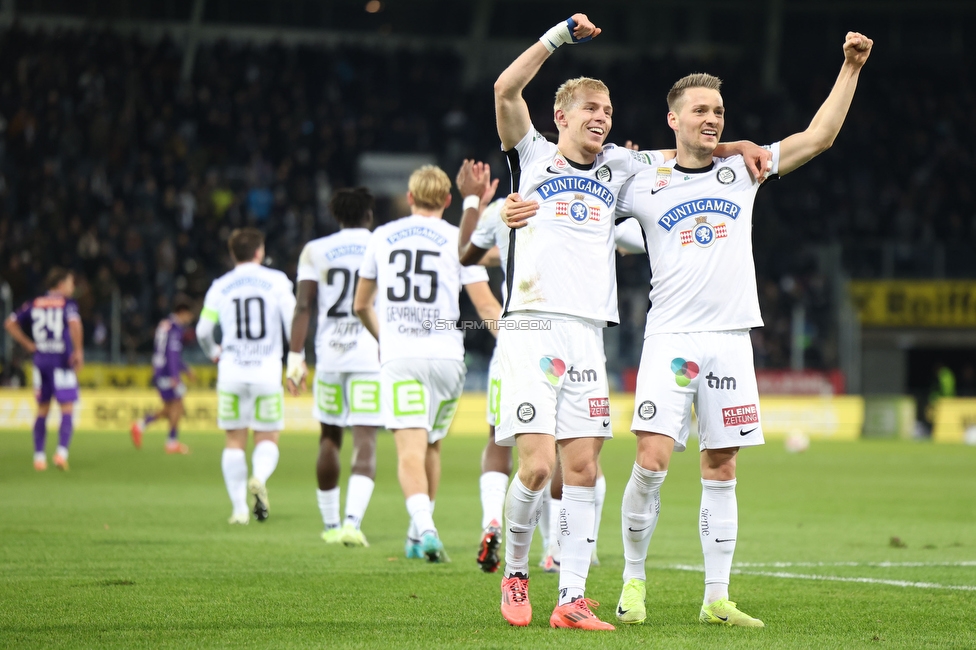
xmin=286 ymin=351 xmax=306 ymax=383
xmin=540 ymin=17 xmax=589 ymax=53
xmin=462 ymin=195 xmax=481 ymax=212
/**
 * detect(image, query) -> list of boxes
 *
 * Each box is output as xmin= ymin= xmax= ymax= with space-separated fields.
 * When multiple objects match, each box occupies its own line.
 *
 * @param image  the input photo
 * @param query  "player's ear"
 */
xmin=406 ymin=191 xmax=415 ymax=207
xmin=554 ymin=109 xmax=567 ymax=128
xmin=667 ymin=111 xmax=678 ymax=131
xmin=443 ymin=193 xmax=452 ymax=209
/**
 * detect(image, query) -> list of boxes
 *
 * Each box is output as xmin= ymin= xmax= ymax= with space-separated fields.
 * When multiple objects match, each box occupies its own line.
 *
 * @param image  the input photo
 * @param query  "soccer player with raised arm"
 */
xmin=353 ymin=165 xmax=500 ymax=563
xmin=131 ymin=296 xmax=196 ymax=454
xmin=196 ymin=228 xmax=296 ymax=525
xmin=285 ymin=188 xmax=382 ymax=547
xmin=491 ymin=13 xmax=769 ymax=631
xmin=608 ymin=33 xmax=874 ymax=628
xmin=5 ymin=268 xmax=82 ymax=471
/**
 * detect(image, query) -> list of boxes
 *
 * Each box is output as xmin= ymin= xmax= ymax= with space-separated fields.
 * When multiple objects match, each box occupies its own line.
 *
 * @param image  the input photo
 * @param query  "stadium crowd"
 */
xmin=0 ymin=26 xmax=973 ymax=369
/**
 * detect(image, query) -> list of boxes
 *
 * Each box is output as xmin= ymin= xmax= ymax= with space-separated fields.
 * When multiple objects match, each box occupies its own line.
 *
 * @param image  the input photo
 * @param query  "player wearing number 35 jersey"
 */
xmin=197 ymin=227 xmax=296 ymax=525
xmin=354 ymin=165 xmax=499 ymax=564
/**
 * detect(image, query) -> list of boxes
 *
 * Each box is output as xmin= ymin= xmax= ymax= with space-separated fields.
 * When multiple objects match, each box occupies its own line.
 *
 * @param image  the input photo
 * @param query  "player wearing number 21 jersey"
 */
xmin=354 ymin=164 xmax=499 ymax=563
xmin=197 ymin=227 xmax=296 ymax=525
xmin=286 ymin=187 xmax=382 ymax=548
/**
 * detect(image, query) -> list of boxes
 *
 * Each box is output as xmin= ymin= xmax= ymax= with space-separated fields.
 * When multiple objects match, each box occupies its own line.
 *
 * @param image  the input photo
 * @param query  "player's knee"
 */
xmin=518 ymin=458 xmax=553 ymax=490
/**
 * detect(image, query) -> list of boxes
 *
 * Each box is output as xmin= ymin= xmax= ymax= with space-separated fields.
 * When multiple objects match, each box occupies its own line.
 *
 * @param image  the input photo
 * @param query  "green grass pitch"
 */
xmin=2 ymin=429 xmax=976 ymax=649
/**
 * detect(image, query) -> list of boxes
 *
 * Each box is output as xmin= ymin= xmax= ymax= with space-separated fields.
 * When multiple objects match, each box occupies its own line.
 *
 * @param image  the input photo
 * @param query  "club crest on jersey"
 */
xmin=555 ymin=195 xmax=601 ymax=223
xmin=596 ymin=165 xmax=611 ymax=182
xmin=680 ymin=217 xmax=728 ymax=248
xmin=658 ymin=197 xmax=742 ymax=231
xmin=717 ymin=167 xmax=735 ymax=185
xmin=552 ymin=155 xmax=569 ymax=171
xmin=654 ymin=167 xmax=672 ymax=191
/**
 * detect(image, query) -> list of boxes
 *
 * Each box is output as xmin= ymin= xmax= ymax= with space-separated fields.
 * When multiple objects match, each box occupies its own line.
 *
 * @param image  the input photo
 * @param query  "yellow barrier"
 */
xmin=0 ymin=389 xmax=865 ymax=441
xmin=932 ymin=398 xmax=976 ymax=444
xmin=849 ymin=280 xmax=976 ymax=327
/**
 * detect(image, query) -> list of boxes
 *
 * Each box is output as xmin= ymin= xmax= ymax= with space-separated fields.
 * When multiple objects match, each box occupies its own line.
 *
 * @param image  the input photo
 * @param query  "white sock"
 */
xmin=406 ymin=493 xmax=436 ymax=538
xmin=700 ymin=478 xmax=737 ymax=604
xmin=622 ymin=463 xmax=668 ymax=582
xmin=56 ymin=445 xmax=69 ymax=459
xmin=251 ymin=440 xmax=279 ymax=484
xmin=593 ymin=474 xmax=607 ymax=546
xmin=221 ymin=448 xmax=249 ymax=516
xmin=537 ymin=485 xmax=551 ymax=558
xmin=317 ymin=487 xmax=341 ymax=530
xmin=34 ymin=451 xmax=46 ymax=463
xmin=407 ymin=517 xmax=420 ymax=542
xmin=344 ymin=474 xmax=375 ymax=529
xmin=557 ymin=485 xmax=595 ymax=605
xmin=504 ymin=474 xmax=544 ymax=578
xmin=479 ymin=471 xmax=509 ymax=529
xmin=430 ymin=500 xmax=435 ymax=515
xmin=548 ymin=498 xmax=562 ymax=557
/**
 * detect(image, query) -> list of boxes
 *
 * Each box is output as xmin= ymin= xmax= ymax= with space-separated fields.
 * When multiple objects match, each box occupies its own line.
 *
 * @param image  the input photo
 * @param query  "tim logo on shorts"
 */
xmin=723 ymin=404 xmax=758 ymax=427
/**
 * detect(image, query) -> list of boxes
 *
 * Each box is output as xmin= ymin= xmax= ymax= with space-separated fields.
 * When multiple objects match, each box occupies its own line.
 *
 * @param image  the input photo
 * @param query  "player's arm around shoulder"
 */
xmin=778 ymin=31 xmax=873 ymax=176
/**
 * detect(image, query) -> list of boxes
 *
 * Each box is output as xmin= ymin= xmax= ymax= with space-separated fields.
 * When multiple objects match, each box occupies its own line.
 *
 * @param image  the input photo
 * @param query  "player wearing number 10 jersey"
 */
xmin=5 ymin=267 xmax=83 ymax=471
xmin=354 ymin=165 xmax=499 ymax=563
xmin=197 ymin=228 xmax=296 ymax=525
xmin=286 ymin=188 xmax=382 ymax=548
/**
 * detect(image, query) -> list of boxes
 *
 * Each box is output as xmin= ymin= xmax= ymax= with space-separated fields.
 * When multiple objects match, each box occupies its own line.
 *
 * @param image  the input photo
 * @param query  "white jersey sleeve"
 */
xmin=302 ymin=229 xmax=380 ymax=372
xmin=613 ymin=218 xmax=646 ymax=254
xmin=362 ymin=215 xmax=474 ymax=364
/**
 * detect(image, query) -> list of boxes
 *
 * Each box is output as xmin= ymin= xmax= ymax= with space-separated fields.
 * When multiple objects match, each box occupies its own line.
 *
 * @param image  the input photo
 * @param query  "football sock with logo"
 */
xmin=58 ymin=413 xmax=73 ymax=449
xmin=479 ymin=471 xmax=508 ymax=529
xmin=556 ymin=485 xmax=595 ymax=605
xmin=504 ymin=474 xmax=544 ymax=577
xmin=33 ymin=416 xmax=46 ymax=454
xmin=221 ymin=448 xmax=249 ymax=515
xmin=548 ymin=498 xmax=563 ymax=555
xmin=251 ymin=440 xmax=279 ymax=484
xmin=700 ymin=478 xmax=737 ymax=604
xmin=317 ymin=487 xmax=341 ymax=529
xmin=622 ymin=463 xmax=668 ymax=582
xmin=344 ymin=474 xmax=375 ymax=529
xmin=405 ymin=493 xmax=436 ymax=537
xmin=593 ymin=474 xmax=607 ymax=548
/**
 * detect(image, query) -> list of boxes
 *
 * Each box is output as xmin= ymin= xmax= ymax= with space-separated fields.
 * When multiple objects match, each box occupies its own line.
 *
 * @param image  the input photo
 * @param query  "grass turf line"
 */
xmin=1 ymin=430 xmax=975 ymax=648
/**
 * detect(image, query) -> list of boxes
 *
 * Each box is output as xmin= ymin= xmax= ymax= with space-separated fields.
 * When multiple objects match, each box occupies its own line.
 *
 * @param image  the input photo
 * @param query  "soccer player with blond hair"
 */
xmin=354 ymin=165 xmax=500 ymax=562
xmin=491 ymin=13 xmax=769 ymax=630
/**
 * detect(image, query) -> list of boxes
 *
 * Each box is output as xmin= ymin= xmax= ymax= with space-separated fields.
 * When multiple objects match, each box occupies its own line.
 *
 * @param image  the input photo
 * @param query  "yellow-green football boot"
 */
xmin=615 ymin=578 xmax=647 ymax=624
xmin=699 ymin=598 xmax=765 ymax=627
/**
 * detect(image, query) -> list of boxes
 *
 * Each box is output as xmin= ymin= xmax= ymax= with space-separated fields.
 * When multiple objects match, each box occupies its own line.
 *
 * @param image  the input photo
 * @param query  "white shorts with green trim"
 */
xmin=380 ymin=359 xmax=466 ymax=443
xmin=216 ymin=381 xmax=285 ymax=432
xmin=313 ymin=370 xmax=383 ymax=427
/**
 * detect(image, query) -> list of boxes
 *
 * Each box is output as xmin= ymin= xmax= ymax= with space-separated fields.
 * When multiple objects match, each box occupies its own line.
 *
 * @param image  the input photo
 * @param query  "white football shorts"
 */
xmin=380 ymin=359 xmax=466 ymax=443
xmin=216 ymin=381 xmax=285 ymax=432
xmin=313 ymin=370 xmax=383 ymax=427
xmin=495 ymin=313 xmax=613 ymax=447
xmin=631 ymin=330 xmax=765 ymax=452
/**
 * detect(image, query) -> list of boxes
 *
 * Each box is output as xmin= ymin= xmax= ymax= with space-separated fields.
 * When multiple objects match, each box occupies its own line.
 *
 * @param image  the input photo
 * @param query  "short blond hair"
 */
xmin=667 ymin=73 xmax=722 ymax=112
xmin=408 ymin=165 xmax=452 ymax=210
xmin=554 ymin=76 xmax=611 ymax=113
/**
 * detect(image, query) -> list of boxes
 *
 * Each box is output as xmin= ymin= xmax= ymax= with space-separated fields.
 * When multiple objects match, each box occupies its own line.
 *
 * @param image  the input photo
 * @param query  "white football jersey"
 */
xmin=504 ymin=126 xmax=664 ymax=324
xmin=359 ymin=215 xmax=489 ymax=364
xmin=616 ymin=142 xmax=781 ymax=335
xmin=297 ymin=229 xmax=380 ymax=373
xmin=201 ymin=263 xmax=295 ymax=384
